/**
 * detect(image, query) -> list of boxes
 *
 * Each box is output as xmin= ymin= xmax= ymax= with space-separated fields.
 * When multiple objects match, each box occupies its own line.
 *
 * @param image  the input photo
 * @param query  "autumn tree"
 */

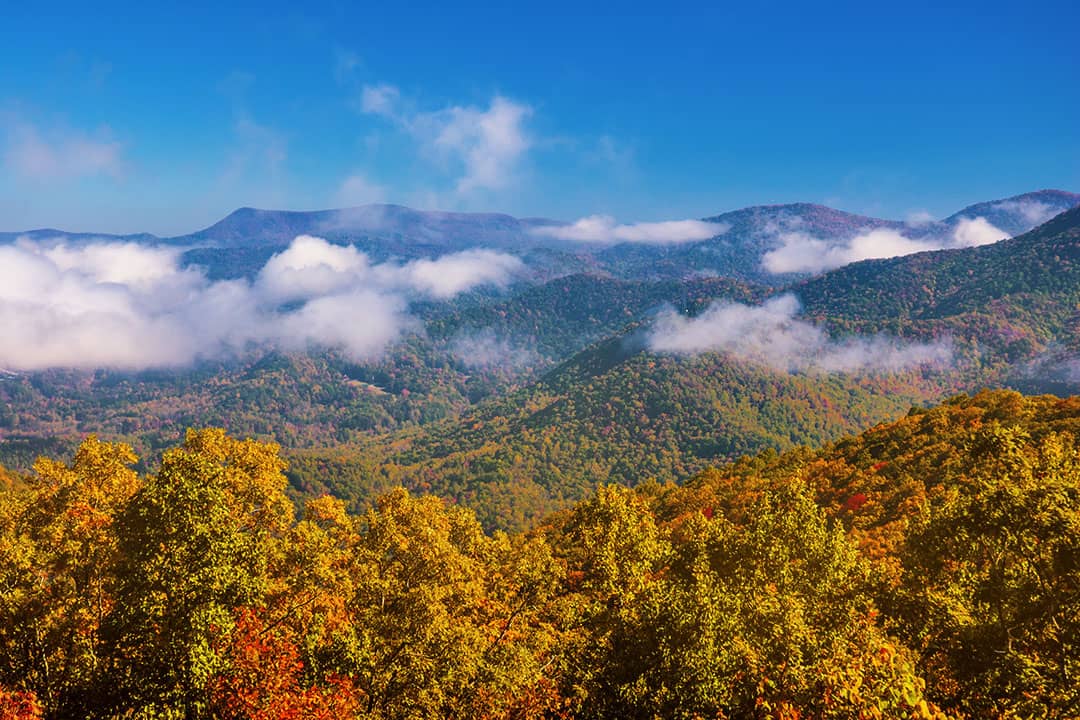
xmin=895 ymin=424 xmax=1080 ymax=717
xmin=100 ymin=429 xmax=294 ymax=719
xmin=0 ymin=437 xmax=139 ymax=717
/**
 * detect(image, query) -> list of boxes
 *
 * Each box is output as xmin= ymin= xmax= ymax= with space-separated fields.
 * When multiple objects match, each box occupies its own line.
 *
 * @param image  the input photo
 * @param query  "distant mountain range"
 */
xmin=4 ymin=194 xmax=1080 ymax=529
xmin=3 ymin=189 xmax=1077 ymax=282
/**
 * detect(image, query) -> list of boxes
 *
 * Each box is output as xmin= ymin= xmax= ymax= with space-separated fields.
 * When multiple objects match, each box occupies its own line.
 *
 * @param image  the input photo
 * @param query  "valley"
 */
xmin=2 ymin=194 xmax=1079 ymax=532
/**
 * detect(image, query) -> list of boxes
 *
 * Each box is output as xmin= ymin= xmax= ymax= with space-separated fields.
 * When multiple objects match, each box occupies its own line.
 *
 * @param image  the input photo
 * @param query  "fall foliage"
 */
xmin=1 ymin=390 xmax=1078 ymax=718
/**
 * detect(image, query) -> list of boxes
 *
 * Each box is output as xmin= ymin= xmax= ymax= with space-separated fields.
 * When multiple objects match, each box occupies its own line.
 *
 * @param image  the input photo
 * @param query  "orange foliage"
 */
xmin=0 ymin=688 xmax=42 ymax=720
xmin=209 ymin=609 xmax=361 ymax=720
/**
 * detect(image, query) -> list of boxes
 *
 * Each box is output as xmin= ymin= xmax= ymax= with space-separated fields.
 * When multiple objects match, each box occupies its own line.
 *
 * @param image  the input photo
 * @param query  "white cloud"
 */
xmin=0 ymin=235 xmax=524 ymax=371
xmin=275 ymin=289 xmax=407 ymax=360
xmin=2 ymin=122 xmax=123 ymax=180
xmin=257 ymin=235 xmax=371 ymax=302
xmin=433 ymin=97 xmax=531 ymax=194
xmin=360 ymin=85 xmax=532 ymax=198
xmin=334 ymin=172 xmax=388 ymax=207
xmin=532 ymin=215 xmax=724 ymax=245
xmin=951 ymin=216 xmax=1009 ymax=247
xmin=0 ymin=242 xmax=217 ymax=369
xmin=40 ymin=242 xmax=188 ymax=287
xmin=761 ymin=216 xmax=1012 ymax=275
xmin=762 ymin=228 xmax=940 ymax=274
xmin=257 ymin=236 xmax=523 ymax=301
xmin=399 ymin=249 xmax=523 ymax=298
xmin=648 ymin=294 xmax=951 ymax=373
xmin=360 ymin=83 xmax=401 ymax=117
xmin=993 ymin=198 xmax=1057 ymax=226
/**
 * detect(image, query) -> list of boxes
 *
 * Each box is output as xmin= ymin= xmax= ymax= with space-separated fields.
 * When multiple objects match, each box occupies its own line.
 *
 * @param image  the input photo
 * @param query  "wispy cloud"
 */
xmin=334 ymin=172 xmax=388 ymax=206
xmin=761 ymin=216 xmax=1010 ymax=274
xmin=223 ymin=114 xmax=287 ymax=184
xmin=2 ymin=121 xmax=124 ymax=181
xmin=358 ymin=84 xmax=532 ymax=199
xmin=436 ymin=97 xmax=532 ymax=194
xmin=648 ymin=294 xmax=951 ymax=373
xmin=450 ymin=328 xmax=539 ymax=370
xmin=0 ymin=235 xmax=524 ymax=371
xmin=950 ymin=216 xmax=1009 ymax=247
xmin=762 ymin=228 xmax=940 ymax=274
xmin=360 ymin=83 xmax=401 ymax=117
xmin=905 ymin=209 xmax=936 ymax=226
xmin=993 ymin=198 xmax=1058 ymax=226
xmin=334 ymin=48 xmax=362 ymax=83
xmin=532 ymin=215 xmax=725 ymax=244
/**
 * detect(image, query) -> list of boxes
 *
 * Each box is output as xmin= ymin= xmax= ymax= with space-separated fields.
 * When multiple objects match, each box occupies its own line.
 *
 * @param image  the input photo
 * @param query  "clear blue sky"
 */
xmin=1 ymin=0 xmax=1077 ymax=235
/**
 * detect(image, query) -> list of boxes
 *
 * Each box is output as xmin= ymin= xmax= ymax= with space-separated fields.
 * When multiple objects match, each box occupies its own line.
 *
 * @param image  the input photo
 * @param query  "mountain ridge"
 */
xmin=4 ymin=188 xmax=1076 ymax=249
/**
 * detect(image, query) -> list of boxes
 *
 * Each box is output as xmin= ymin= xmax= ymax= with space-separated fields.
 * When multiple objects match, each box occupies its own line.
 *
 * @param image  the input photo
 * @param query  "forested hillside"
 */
xmin=7 ymin=205 xmax=1080 ymax=533
xmin=1 ymin=390 xmax=1076 ymax=719
xmin=282 ymin=208 xmax=1080 ymax=529
xmin=0 ymin=275 xmax=760 ymax=461
xmin=798 ymin=205 xmax=1080 ymax=326
xmin=292 ymin=346 xmax=949 ymax=531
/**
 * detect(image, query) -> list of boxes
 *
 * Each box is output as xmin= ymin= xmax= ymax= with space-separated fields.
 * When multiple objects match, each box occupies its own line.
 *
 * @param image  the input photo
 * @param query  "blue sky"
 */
xmin=1 ymin=0 xmax=1077 ymax=235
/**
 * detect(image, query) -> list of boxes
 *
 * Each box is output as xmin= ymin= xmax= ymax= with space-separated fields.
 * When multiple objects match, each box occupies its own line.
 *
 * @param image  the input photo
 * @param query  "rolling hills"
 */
xmin=280 ymin=203 xmax=1080 ymax=530
xmin=1 ymin=191 xmax=1079 ymax=532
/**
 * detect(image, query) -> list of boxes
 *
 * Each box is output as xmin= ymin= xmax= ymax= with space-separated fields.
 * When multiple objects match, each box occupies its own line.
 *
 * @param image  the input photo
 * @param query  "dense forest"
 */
xmin=288 ymin=348 xmax=948 ymax=532
xmin=1 ymin=389 xmax=1077 ymax=719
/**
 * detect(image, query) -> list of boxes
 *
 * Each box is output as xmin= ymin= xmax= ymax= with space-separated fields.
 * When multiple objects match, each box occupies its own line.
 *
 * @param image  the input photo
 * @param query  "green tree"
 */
xmin=896 ymin=425 xmax=1080 ymax=718
xmin=100 ymin=430 xmax=293 ymax=719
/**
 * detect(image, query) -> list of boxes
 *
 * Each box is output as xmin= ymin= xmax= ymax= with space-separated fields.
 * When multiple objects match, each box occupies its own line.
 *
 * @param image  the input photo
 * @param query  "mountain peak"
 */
xmin=945 ymin=189 xmax=1080 ymax=234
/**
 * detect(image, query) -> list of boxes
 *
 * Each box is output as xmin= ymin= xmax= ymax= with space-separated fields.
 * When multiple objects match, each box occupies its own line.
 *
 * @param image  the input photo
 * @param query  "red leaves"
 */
xmin=209 ymin=609 xmax=361 ymax=720
xmin=844 ymin=493 xmax=869 ymax=513
xmin=0 ymin=688 xmax=42 ymax=720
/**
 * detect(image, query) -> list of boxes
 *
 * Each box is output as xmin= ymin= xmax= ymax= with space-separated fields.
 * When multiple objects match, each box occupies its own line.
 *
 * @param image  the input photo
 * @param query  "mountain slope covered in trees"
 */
xmin=281 ymin=206 xmax=1080 ymax=528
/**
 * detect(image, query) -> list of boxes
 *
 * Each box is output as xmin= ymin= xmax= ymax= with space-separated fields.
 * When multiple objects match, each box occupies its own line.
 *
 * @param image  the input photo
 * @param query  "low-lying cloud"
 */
xmin=648 ymin=294 xmax=951 ymax=373
xmin=993 ymin=198 xmax=1058 ymax=226
xmin=761 ymin=228 xmax=940 ymax=275
xmin=402 ymin=249 xmax=523 ymax=298
xmin=950 ymin=216 xmax=1009 ymax=248
xmin=450 ymin=329 xmax=540 ymax=370
xmin=532 ymin=215 xmax=725 ymax=244
xmin=0 ymin=235 xmax=523 ymax=371
xmin=761 ymin=216 xmax=1009 ymax=274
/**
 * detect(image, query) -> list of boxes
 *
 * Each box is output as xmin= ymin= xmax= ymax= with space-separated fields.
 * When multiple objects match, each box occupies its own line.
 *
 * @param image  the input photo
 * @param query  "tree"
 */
xmin=896 ymin=425 xmax=1080 ymax=718
xmin=318 ymin=488 xmax=566 ymax=719
xmin=100 ymin=430 xmax=293 ymax=719
xmin=0 ymin=437 xmax=139 ymax=717
xmin=208 ymin=608 xmax=361 ymax=720
xmin=568 ymin=484 xmax=945 ymax=719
